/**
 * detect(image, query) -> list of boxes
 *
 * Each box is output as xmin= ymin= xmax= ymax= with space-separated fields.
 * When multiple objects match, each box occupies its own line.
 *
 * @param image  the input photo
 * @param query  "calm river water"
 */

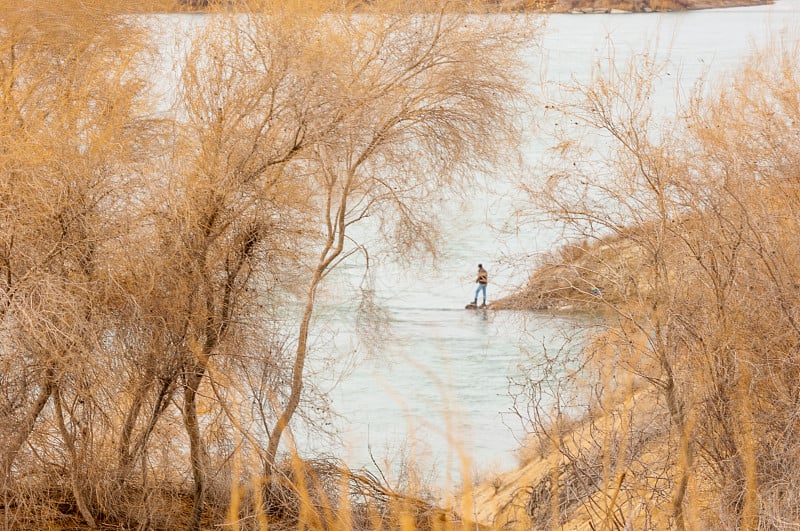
xmin=301 ymin=1 xmax=800 ymax=490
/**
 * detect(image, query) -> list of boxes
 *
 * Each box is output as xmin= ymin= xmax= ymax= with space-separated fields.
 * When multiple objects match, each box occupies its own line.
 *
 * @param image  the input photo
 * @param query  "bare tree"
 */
xmin=0 ymin=1 xmax=157 ymax=527
xmin=0 ymin=1 xmax=537 ymax=528
xmin=513 ymin=35 xmax=800 ymax=530
xmin=172 ymin=1 xmax=535 ymax=527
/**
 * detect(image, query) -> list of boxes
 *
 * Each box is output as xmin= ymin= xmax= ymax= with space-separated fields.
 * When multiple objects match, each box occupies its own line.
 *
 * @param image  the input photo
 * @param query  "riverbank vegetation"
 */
xmin=482 ymin=34 xmax=800 ymax=529
xmin=3 ymin=0 xmax=797 ymax=529
xmin=0 ymin=1 xmax=534 ymax=528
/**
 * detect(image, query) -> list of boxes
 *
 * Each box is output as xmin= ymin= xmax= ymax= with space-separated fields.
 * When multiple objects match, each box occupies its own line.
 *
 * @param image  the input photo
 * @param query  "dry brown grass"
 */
xmin=0 ymin=456 xmax=469 ymax=530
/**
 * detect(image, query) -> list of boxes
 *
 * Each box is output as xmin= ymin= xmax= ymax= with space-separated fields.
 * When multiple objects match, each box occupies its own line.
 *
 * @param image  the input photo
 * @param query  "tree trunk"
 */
xmin=736 ymin=359 xmax=759 ymax=531
xmin=1 ymin=372 xmax=53 ymax=486
xmin=184 ymin=366 xmax=207 ymax=531
xmin=264 ymin=273 xmax=319 ymax=471
xmin=54 ymin=386 xmax=97 ymax=528
xmin=116 ymin=375 xmax=176 ymax=481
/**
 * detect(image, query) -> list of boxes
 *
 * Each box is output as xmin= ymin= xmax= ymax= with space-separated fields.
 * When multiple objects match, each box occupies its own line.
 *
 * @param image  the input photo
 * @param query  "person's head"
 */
xmin=478 ymin=263 xmax=483 ymax=269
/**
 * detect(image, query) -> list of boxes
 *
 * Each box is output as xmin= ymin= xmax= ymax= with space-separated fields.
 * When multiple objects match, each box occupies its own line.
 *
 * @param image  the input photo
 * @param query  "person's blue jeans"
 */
xmin=474 ymin=283 xmax=487 ymax=303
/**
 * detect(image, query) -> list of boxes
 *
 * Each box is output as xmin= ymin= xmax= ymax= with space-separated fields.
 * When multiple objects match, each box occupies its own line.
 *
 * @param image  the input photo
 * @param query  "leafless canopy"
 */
xmin=0 ymin=0 xmax=535 ymax=528
xmin=513 ymin=35 xmax=800 ymax=530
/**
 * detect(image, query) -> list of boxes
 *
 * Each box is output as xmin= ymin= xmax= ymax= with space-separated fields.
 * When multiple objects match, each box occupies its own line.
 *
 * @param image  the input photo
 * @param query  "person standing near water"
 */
xmin=473 ymin=264 xmax=488 ymax=307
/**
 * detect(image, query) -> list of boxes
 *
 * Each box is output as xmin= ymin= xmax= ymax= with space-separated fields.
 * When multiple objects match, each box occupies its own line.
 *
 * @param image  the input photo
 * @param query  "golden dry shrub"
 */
xmin=1 ymin=1 xmax=537 ymax=529
xmin=510 ymin=36 xmax=800 ymax=530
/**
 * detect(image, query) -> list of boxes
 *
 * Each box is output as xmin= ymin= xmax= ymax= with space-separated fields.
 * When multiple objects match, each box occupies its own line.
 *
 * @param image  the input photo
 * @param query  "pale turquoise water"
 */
xmin=305 ymin=1 xmax=800 ymax=490
xmin=145 ymin=2 xmax=800 ymax=490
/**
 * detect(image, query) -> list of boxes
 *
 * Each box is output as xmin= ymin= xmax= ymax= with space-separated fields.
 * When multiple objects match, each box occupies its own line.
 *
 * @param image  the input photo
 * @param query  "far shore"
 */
xmin=164 ymin=0 xmax=773 ymax=14
xmin=542 ymin=0 xmax=771 ymax=14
